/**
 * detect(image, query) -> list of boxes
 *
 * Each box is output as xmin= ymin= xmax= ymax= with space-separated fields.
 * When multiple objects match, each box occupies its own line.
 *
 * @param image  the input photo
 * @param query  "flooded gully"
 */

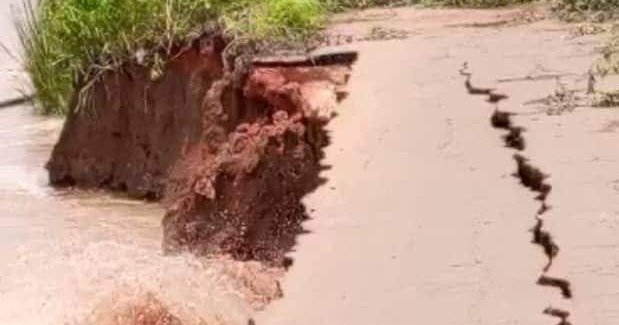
xmin=0 ymin=106 xmax=270 ymax=325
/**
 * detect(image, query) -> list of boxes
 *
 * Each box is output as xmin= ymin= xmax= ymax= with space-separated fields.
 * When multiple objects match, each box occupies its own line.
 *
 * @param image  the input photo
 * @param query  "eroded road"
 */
xmin=258 ymin=7 xmax=619 ymax=325
xmin=2 ymin=3 xmax=619 ymax=325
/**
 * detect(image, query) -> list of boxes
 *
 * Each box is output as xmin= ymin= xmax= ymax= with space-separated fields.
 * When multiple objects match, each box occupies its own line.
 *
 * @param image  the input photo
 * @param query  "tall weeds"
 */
xmin=17 ymin=0 xmax=325 ymax=115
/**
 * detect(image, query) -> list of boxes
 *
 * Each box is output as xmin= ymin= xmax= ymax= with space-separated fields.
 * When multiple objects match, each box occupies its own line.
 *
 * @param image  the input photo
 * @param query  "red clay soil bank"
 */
xmin=47 ymin=34 xmax=357 ymax=266
xmin=47 ymin=36 xmax=228 ymax=199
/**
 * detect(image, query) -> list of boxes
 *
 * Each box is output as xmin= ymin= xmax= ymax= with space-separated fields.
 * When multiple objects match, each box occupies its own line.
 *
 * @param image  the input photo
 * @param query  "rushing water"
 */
xmin=0 ymin=3 xmax=269 ymax=323
xmin=0 ymin=107 xmax=257 ymax=325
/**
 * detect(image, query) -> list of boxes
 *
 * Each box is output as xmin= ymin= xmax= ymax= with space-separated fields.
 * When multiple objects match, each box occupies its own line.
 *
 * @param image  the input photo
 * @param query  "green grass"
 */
xmin=219 ymin=0 xmax=327 ymax=41
xmin=18 ymin=0 xmax=326 ymax=115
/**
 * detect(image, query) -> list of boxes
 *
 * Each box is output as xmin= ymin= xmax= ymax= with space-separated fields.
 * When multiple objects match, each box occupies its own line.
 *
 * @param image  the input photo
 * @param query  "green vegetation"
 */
xmin=596 ymin=25 xmax=619 ymax=76
xmin=18 ymin=0 xmax=326 ymax=114
xmin=554 ymin=0 xmax=619 ymax=97
xmin=551 ymin=0 xmax=619 ymax=88
xmin=219 ymin=0 xmax=326 ymax=40
xmin=592 ymin=90 xmax=619 ymax=107
xmin=551 ymin=0 xmax=619 ymax=21
xmin=594 ymin=24 xmax=619 ymax=106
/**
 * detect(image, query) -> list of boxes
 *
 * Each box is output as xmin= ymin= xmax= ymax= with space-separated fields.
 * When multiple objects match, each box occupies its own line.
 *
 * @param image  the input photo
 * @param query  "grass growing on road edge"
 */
xmin=596 ymin=25 xmax=619 ymax=76
xmin=550 ymin=1 xmax=618 ymax=106
xmin=551 ymin=0 xmax=619 ymax=22
xmin=18 ymin=0 xmax=326 ymax=115
xmin=592 ymin=24 xmax=619 ymax=107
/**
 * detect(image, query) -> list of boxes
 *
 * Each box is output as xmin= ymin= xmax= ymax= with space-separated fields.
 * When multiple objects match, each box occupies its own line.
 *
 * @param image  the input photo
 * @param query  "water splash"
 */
xmin=0 ymin=107 xmax=278 ymax=325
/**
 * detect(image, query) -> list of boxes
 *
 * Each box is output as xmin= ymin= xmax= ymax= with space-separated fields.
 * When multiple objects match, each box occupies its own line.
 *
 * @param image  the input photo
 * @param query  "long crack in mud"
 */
xmin=460 ymin=63 xmax=573 ymax=324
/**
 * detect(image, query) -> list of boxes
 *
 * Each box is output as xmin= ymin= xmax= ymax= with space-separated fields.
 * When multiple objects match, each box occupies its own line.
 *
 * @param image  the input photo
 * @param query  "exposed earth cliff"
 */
xmin=47 ymin=34 xmax=356 ymax=266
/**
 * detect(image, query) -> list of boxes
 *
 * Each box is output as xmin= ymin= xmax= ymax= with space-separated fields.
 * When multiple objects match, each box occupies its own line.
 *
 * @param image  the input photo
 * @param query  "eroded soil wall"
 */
xmin=47 ymin=34 xmax=356 ymax=266
xmin=47 ymin=37 xmax=227 ymax=199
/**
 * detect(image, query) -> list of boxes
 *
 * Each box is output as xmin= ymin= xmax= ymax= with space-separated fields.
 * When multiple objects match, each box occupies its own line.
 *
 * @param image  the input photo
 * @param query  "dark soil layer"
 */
xmin=47 ymin=36 xmax=227 ymax=199
xmin=47 ymin=34 xmax=356 ymax=266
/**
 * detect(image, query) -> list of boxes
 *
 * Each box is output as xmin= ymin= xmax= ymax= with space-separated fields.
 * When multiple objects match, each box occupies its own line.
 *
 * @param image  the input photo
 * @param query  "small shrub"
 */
xmin=551 ymin=0 xmax=619 ymax=21
xmin=592 ymin=24 xmax=618 ymax=107
xmin=595 ymin=24 xmax=619 ymax=77
xmin=592 ymin=90 xmax=619 ymax=107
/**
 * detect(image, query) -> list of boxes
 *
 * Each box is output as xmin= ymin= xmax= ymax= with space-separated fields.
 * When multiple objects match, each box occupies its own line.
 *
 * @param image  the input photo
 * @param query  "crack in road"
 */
xmin=459 ymin=62 xmax=573 ymax=324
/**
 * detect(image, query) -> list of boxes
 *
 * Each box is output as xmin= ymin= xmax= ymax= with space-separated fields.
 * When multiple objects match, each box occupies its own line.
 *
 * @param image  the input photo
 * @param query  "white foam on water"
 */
xmin=0 ymin=107 xmax=261 ymax=325
xmin=1 ymin=240 xmax=253 ymax=325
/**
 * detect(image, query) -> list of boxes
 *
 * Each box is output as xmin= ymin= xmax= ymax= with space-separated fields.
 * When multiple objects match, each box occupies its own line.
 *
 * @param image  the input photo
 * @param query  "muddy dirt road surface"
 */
xmin=257 ymin=7 xmax=619 ymax=325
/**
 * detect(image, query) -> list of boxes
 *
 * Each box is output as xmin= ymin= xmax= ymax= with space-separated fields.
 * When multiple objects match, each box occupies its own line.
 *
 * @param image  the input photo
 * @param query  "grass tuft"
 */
xmin=220 ymin=0 xmax=326 ymax=40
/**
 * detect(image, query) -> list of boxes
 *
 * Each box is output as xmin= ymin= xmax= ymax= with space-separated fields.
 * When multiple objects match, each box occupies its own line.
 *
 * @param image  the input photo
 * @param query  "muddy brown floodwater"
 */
xmin=0 ymin=105 xmax=273 ymax=325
